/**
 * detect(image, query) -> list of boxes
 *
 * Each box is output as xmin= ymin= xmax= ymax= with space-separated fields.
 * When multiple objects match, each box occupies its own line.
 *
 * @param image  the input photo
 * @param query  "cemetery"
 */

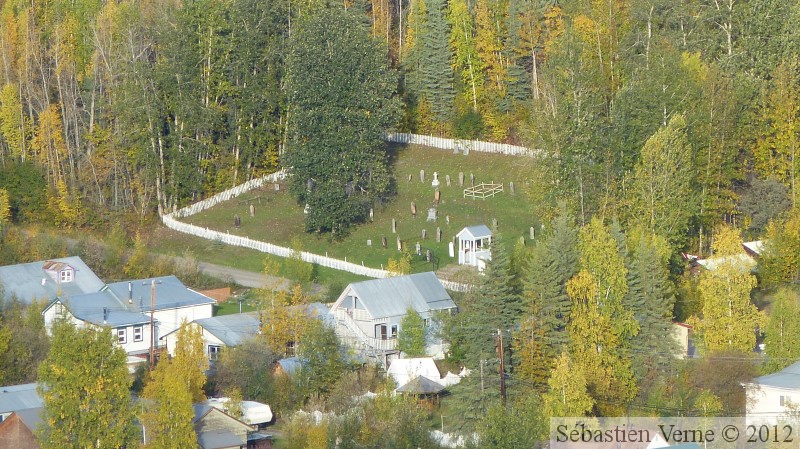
xmin=175 ymin=143 xmax=538 ymax=276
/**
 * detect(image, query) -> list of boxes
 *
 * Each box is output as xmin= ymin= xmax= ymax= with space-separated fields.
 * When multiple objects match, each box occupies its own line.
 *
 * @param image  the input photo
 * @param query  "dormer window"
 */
xmin=60 ymin=269 xmax=73 ymax=283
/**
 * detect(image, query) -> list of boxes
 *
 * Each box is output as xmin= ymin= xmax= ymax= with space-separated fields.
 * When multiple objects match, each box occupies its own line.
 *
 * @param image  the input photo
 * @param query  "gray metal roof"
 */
xmin=13 ymin=407 xmax=43 ymax=431
xmin=0 ymin=383 xmax=43 ymax=414
xmin=755 ymin=361 xmax=800 ymax=389
xmin=194 ymin=313 xmax=260 ymax=346
xmin=59 ymin=276 xmax=215 ymax=327
xmin=198 ymin=429 xmax=245 ymax=449
xmin=277 ymin=357 xmax=302 ymax=376
xmin=347 ymin=272 xmax=455 ymax=319
xmin=0 ymin=256 xmax=104 ymax=304
xmin=306 ymin=302 xmax=334 ymax=326
xmin=456 ymin=225 xmax=492 ymax=240
xmin=396 ymin=375 xmax=445 ymax=395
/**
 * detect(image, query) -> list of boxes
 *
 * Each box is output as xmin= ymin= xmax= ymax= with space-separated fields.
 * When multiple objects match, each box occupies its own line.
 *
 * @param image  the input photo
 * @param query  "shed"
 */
xmin=455 ymin=225 xmax=492 ymax=271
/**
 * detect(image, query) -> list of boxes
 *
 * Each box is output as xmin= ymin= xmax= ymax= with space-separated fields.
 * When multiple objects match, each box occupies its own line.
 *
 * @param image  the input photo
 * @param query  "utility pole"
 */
xmin=497 ymin=329 xmax=506 ymax=405
xmin=149 ymin=279 xmax=156 ymax=371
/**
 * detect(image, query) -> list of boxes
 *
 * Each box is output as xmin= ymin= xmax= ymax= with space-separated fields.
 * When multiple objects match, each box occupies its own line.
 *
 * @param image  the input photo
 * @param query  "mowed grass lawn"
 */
xmin=177 ymin=143 xmax=540 ymax=273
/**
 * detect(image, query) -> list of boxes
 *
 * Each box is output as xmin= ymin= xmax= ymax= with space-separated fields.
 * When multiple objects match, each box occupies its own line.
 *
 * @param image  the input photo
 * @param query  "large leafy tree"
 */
xmin=760 ymin=208 xmax=800 ymax=285
xmin=692 ymin=225 xmax=765 ymax=353
xmin=172 ymin=321 xmax=209 ymax=403
xmin=141 ymin=358 xmax=196 ymax=449
xmin=398 ymin=308 xmax=427 ymax=357
xmin=37 ymin=321 xmax=136 ymax=449
xmin=542 ymin=352 xmax=594 ymax=418
xmin=284 ymin=7 xmax=400 ymax=234
xmin=762 ymin=288 xmax=800 ymax=374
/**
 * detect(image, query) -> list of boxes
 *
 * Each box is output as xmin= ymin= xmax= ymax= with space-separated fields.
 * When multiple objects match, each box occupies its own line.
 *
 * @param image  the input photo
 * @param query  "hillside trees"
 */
xmin=284 ymin=7 xmax=400 ymax=234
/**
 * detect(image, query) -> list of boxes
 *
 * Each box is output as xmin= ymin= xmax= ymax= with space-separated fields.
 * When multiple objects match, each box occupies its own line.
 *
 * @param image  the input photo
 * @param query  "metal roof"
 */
xmin=0 ymin=383 xmax=43 ymax=414
xmin=396 ymin=376 xmax=445 ymax=395
xmin=347 ymin=272 xmax=455 ymax=319
xmin=754 ymin=361 xmax=800 ymax=389
xmin=0 ymin=256 xmax=104 ymax=304
xmin=456 ymin=225 xmax=492 ymax=240
xmin=13 ymin=407 xmax=43 ymax=431
xmin=59 ymin=276 xmax=215 ymax=327
xmin=193 ymin=313 xmax=260 ymax=346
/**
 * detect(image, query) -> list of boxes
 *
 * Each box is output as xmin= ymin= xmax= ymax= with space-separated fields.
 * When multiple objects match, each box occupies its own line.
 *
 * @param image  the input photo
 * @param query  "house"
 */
xmin=455 ymin=225 xmax=492 ymax=271
xmin=386 ymin=357 xmax=464 ymax=394
xmin=162 ymin=312 xmax=261 ymax=362
xmin=0 ymin=407 xmax=43 ymax=449
xmin=330 ymin=273 xmax=457 ymax=367
xmin=42 ymin=275 xmax=215 ymax=366
xmin=0 ymin=257 xmax=104 ymax=305
xmin=205 ymin=398 xmax=273 ymax=427
xmin=0 ymin=383 xmax=43 ymax=423
xmin=694 ymin=240 xmax=765 ymax=273
xmin=193 ymin=403 xmax=257 ymax=449
xmin=744 ymin=361 xmax=800 ymax=424
xmin=162 ymin=303 xmax=334 ymax=363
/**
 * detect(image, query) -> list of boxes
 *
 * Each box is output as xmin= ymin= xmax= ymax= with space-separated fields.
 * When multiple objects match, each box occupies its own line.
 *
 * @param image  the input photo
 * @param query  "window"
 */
xmin=54 ymin=302 xmax=65 ymax=316
xmin=781 ymin=396 xmax=790 ymax=407
xmin=285 ymin=341 xmax=296 ymax=357
xmin=133 ymin=326 xmax=143 ymax=342
xmin=208 ymin=345 xmax=221 ymax=361
xmin=424 ymin=318 xmax=431 ymax=327
xmin=117 ymin=328 xmax=127 ymax=345
xmin=390 ymin=324 xmax=398 ymax=338
xmin=60 ymin=269 xmax=73 ymax=283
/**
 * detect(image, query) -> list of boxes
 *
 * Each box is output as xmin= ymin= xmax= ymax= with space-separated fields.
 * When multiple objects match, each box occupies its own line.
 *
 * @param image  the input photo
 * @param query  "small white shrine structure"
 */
xmin=456 ymin=225 xmax=492 ymax=271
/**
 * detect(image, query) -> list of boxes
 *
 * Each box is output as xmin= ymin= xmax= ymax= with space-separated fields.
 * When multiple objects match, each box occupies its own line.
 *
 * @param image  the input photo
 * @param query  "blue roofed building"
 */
xmin=329 ymin=272 xmax=456 ymax=367
xmin=0 ymin=383 xmax=43 ymax=423
xmin=42 ymin=275 xmax=216 ymax=366
xmin=0 ymin=257 xmax=104 ymax=305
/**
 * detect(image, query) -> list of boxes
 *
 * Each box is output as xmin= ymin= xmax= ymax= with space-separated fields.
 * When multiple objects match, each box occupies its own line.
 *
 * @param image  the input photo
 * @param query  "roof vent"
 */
xmin=128 ymin=282 xmax=133 ymax=304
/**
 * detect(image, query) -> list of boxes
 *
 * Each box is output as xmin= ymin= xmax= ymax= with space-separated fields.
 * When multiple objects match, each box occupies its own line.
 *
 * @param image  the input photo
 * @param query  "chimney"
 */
xmin=128 ymin=282 xmax=133 ymax=304
xmin=103 ymin=307 xmax=109 ymax=324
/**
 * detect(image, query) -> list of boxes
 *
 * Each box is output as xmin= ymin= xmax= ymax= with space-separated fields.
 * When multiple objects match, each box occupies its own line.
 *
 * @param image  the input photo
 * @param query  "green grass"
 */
xmin=176 ymin=143 xmax=539 ymax=274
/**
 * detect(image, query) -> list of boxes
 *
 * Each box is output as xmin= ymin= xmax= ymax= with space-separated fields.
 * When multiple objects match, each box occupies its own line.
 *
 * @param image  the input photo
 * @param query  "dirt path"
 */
xmin=196 ymin=261 xmax=327 ymax=297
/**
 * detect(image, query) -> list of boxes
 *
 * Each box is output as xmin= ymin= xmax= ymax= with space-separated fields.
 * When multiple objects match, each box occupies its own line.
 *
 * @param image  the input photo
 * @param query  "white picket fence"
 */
xmin=161 ymin=169 xmax=472 ymax=292
xmin=385 ymin=132 xmax=539 ymax=157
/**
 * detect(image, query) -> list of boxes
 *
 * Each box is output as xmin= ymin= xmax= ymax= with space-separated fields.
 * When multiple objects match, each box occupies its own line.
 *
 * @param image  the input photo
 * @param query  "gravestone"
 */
xmin=422 ymin=229 xmax=427 ymax=240
xmin=436 ymin=227 xmax=442 ymax=243
xmin=458 ymin=172 xmax=464 ymax=186
xmin=392 ymin=218 xmax=397 ymax=234
xmin=432 ymin=172 xmax=440 ymax=188
xmin=492 ymin=218 xmax=498 ymax=231
xmin=427 ymin=208 xmax=437 ymax=222
xmin=530 ymin=226 xmax=535 ymax=240
xmin=367 ymin=239 xmax=372 ymax=246
xmin=470 ymin=173 xmax=475 ymax=186
xmin=420 ymin=169 xmax=425 ymax=182
xmin=382 ymin=236 xmax=388 ymax=249
xmin=370 ymin=208 xmax=374 ymax=222
xmin=416 ymin=241 xmax=421 ymax=255
xmin=397 ymin=237 xmax=402 ymax=251
xmin=509 ymin=182 xmax=515 ymax=194
xmin=446 ymin=174 xmax=451 ymax=186
xmin=411 ymin=202 xmax=417 ymax=218
xmin=249 ymin=204 xmax=255 ymax=217
xmin=449 ymin=242 xmax=455 ymax=258
xmin=274 ymin=183 xmax=280 ymax=191
xmin=234 ymin=214 xmax=241 ymax=228
xmin=434 ymin=190 xmax=440 ymax=205
xmin=408 ymin=174 xmax=413 ymax=182
xmin=426 ymin=249 xmax=431 ymax=262
xmin=446 ymin=215 xmax=450 ymax=225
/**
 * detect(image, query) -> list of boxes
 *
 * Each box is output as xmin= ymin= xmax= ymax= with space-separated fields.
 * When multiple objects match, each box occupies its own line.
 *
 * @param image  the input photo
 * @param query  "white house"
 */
xmin=0 ymin=257 xmax=104 ymax=305
xmin=744 ymin=361 xmax=800 ymax=425
xmin=386 ymin=357 xmax=464 ymax=393
xmin=330 ymin=272 xmax=457 ymax=367
xmin=42 ymin=275 xmax=215 ymax=366
xmin=162 ymin=312 xmax=261 ymax=362
xmin=456 ymin=225 xmax=492 ymax=271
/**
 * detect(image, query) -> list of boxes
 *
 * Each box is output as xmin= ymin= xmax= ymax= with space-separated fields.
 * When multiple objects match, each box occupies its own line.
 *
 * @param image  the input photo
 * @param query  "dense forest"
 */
xmin=0 ymin=0 xmax=795 ymax=251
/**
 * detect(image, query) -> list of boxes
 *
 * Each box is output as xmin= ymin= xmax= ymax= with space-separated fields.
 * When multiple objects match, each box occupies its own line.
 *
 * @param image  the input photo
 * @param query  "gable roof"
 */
xmin=198 ymin=429 xmax=244 ymax=449
xmin=456 ymin=225 xmax=492 ymax=240
xmin=192 ymin=313 xmax=260 ymax=346
xmin=0 ymin=383 xmax=43 ymax=415
xmin=54 ymin=276 xmax=215 ymax=327
xmin=13 ymin=407 xmax=43 ymax=431
xmin=339 ymin=272 xmax=455 ymax=319
xmin=0 ymin=256 xmax=104 ymax=304
xmin=753 ymin=361 xmax=800 ymax=389
xmin=395 ymin=375 xmax=445 ymax=395
xmin=387 ymin=357 xmax=442 ymax=388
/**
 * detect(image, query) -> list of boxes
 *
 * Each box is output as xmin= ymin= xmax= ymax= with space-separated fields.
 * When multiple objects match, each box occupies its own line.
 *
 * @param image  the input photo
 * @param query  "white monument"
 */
xmin=431 ymin=172 xmax=440 ymax=188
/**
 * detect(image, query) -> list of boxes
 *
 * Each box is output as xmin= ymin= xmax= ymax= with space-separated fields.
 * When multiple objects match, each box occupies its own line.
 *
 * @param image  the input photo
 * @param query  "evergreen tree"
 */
xmin=762 ymin=288 xmax=800 ymax=374
xmin=284 ymin=7 xmax=400 ymax=234
xmin=516 ymin=209 xmax=578 ymax=386
xmin=624 ymin=232 xmax=677 ymax=381
xmin=398 ymin=308 xmax=427 ymax=356
xmin=37 ymin=321 xmax=136 ymax=449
